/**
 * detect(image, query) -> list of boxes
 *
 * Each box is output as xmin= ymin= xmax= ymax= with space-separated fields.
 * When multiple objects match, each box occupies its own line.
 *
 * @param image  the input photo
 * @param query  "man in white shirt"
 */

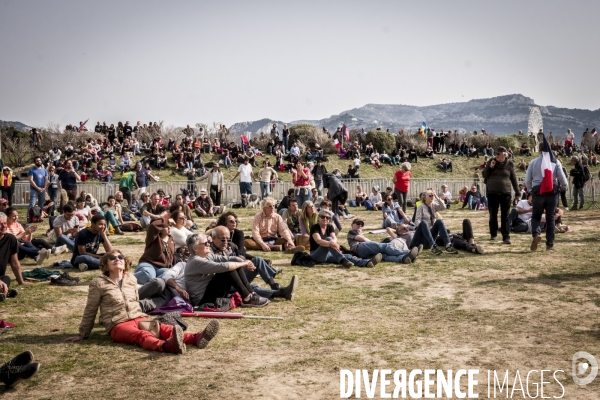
xmin=508 ymin=192 xmax=533 ymax=233
xmin=289 ymin=143 xmax=300 ymax=159
xmin=439 ymin=184 xmax=453 ymax=209
xmin=230 ymin=157 xmax=255 ymax=195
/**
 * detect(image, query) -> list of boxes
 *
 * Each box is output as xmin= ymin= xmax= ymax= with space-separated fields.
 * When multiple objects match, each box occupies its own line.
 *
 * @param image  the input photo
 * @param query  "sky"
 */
xmin=1 ymin=0 xmax=599 ymax=129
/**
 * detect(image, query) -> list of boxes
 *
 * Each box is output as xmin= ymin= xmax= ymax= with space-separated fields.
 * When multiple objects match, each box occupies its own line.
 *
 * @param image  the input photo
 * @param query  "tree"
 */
xmin=365 ymin=130 xmax=396 ymax=153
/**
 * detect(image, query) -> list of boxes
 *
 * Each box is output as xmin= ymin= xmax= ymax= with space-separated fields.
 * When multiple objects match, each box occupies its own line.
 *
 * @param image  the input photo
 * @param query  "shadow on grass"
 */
xmin=476 ymin=271 xmax=600 ymax=288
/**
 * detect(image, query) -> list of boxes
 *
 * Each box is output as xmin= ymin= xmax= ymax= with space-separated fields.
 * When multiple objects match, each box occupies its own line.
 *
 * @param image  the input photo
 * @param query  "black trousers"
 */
xmin=199 ymin=269 xmax=253 ymax=306
xmin=210 ymin=185 xmax=221 ymax=206
xmin=487 ymin=192 xmax=511 ymax=239
xmin=508 ymin=209 xmax=529 ymax=233
xmin=436 ymin=219 xmax=475 ymax=252
xmin=1 ymin=188 xmax=13 ymax=206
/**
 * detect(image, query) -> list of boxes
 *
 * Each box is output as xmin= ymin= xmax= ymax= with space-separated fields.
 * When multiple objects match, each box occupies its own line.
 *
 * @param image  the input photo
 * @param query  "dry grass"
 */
xmin=1 ymin=204 xmax=600 ymax=399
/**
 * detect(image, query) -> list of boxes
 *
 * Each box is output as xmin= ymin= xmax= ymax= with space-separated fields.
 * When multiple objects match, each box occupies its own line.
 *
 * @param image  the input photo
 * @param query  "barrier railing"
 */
xmin=8 ymin=176 xmax=593 ymax=206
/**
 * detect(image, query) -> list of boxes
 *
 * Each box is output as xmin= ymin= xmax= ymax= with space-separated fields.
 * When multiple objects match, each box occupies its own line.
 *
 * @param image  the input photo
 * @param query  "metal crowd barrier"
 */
xmin=10 ymin=176 xmax=595 ymax=206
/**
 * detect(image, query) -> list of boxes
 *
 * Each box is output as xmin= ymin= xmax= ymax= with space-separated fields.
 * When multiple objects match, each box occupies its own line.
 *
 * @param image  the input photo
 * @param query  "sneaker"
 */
xmin=35 ymin=248 xmax=49 ymax=265
xmin=53 ymin=245 xmax=68 ymax=255
xmin=340 ymin=258 xmax=353 ymax=268
xmin=280 ymin=275 xmax=298 ymax=301
xmin=416 ymin=244 xmax=424 ymax=256
xmin=162 ymin=325 xmax=186 ymax=354
xmin=365 ymin=261 xmax=375 ymax=268
xmin=530 ymin=235 xmax=541 ymax=252
xmin=369 ymin=253 xmax=383 ymax=266
xmin=474 ymin=244 xmax=485 ymax=254
xmin=78 ymin=263 xmax=89 ymax=272
xmin=61 ymin=272 xmax=80 ymax=283
xmin=50 ymin=275 xmax=77 ymax=286
xmin=242 ymin=293 xmax=271 ymax=307
xmin=502 ymin=238 xmax=511 ymax=245
xmin=284 ymin=246 xmax=305 ymax=254
xmin=194 ymin=319 xmax=220 ymax=349
xmin=490 ymin=236 xmax=497 ymax=241
xmin=273 ymin=267 xmax=283 ymax=276
xmin=8 ymin=351 xmax=33 ymax=367
xmin=546 ymin=245 xmax=555 ymax=251
xmin=431 ymin=245 xmax=443 ymax=256
xmin=7 ymin=288 xmax=18 ymax=298
xmin=0 ymin=361 xmax=40 ymax=388
xmin=408 ymin=246 xmax=419 ymax=262
xmin=401 ymin=254 xmax=412 ymax=264
xmin=445 ymin=245 xmax=459 ymax=254
xmin=241 ymin=293 xmax=270 ymax=308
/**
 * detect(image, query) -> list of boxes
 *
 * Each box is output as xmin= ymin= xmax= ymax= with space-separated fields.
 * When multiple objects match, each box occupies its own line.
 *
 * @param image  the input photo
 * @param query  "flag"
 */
xmin=539 ymin=134 xmax=557 ymax=195
xmin=334 ymin=138 xmax=340 ymax=149
xmin=79 ymin=119 xmax=89 ymax=131
xmin=342 ymin=124 xmax=349 ymax=142
xmin=592 ymin=128 xmax=597 ymax=138
xmin=240 ymin=135 xmax=249 ymax=146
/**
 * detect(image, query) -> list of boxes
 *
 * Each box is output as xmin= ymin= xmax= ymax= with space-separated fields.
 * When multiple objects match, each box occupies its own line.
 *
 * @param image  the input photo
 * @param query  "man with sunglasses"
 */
xmin=347 ymin=219 xmax=419 ymax=264
xmin=71 ymin=214 xmax=113 ymax=271
xmin=210 ymin=226 xmax=297 ymax=301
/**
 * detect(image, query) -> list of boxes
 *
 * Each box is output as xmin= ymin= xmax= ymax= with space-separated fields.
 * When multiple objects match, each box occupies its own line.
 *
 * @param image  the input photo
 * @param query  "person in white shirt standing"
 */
xmin=231 ymin=157 xmax=255 ymax=196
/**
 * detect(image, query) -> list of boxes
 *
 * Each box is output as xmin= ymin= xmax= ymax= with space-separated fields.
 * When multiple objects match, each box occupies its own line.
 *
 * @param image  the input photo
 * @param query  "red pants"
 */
xmin=109 ymin=317 xmax=196 ymax=352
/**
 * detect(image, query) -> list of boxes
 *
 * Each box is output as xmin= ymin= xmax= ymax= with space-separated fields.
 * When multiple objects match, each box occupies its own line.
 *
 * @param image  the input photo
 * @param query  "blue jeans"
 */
xmin=573 ymin=187 xmax=584 ymax=209
xmin=134 ymin=262 xmax=170 ymax=285
xmin=278 ymin=208 xmax=287 ymax=216
xmin=356 ymin=241 xmax=409 ymax=263
xmin=56 ymin=234 xmax=75 ymax=251
xmin=17 ymin=241 xmax=40 ymax=260
xmin=468 ymin=196 xmax=488 ymax=209
xmin=309 ymin=237 xmax=369 ymax=266
xmin=48 ymin=187 xmax=59 ymax=216
xmin=224 ymin=157 xmax=232 ymax=167
xmin=72 ymin=255 xmax=101 ymax=270
xmin=315 ymin=180 xmax=323 ymax=196
xmin=239 ymin=182 xmax=252 ymax=195
xmin=28 ymin=188 xmax=46 ymax=214
xmin=241 ymin=256 xmax=277 ymax=299
xmin=260 ymin=182 xmax=270 ymax=199
xmin=104 ymin=210 xmax=120 ymax=230
xmin=282 ymin=136 xmax=289 ymax=152
xmin=410 ymin=220 xmax=451 ymax=249
xmin=294 ymin=187 xmax=312 ymax=209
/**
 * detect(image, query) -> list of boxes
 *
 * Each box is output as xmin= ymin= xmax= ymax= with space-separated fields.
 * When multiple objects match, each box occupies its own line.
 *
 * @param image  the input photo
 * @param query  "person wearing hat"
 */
xmin=194 ymin=189 xmax=217 ymax=217
xmin=569 ymin=155 xmax=587 ymax=210
xmin=482 ymin=146 xmax=519 ymax=244
xmin=347 ymin=218 xmax=419 ymax=264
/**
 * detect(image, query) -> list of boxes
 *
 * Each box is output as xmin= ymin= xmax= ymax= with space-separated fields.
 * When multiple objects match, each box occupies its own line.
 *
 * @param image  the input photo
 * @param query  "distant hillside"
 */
xmin=0 ymin=120 xmax=31 ymax=131
xmin=228 ymin=94 xmax=600 ymax=141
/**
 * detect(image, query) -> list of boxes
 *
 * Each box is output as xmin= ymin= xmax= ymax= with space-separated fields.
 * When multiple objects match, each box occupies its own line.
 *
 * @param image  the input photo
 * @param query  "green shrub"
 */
xmin=289 ymin=124 xmax=337 ymax=154
xmin=365 ymin=130 xmax=396 ymax=153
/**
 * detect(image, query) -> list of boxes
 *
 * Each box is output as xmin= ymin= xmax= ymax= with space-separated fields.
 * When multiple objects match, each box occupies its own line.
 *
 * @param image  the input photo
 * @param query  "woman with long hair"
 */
xmin=299 ymin=201 xmax=318 ymax=236
xmin=170 ymin=209 xmax=193 ymax=264
xmin=65 ymin=249 xmax=219 ymax=354
xmin=291 ymin=159 xmax=312 ymax=208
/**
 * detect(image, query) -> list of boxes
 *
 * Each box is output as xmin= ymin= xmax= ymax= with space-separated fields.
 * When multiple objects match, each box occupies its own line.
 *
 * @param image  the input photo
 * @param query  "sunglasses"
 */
xmin=319 ymin=215 xmax=331 ymax=220
xmin=427 ymin=195 xmax=434 ymax=198
xmin=108 ymin=254 xmax=125 ymax=261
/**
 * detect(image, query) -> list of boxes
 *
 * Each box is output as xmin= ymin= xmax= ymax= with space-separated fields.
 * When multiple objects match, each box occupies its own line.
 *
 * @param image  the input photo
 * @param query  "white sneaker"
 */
xmin=78 ymin=263 xmax=88 ymax=272
xmin=36 ymin=248 xmax=49 ymax=265
xmin=219 ymin=205 xmax=226 ymax=214
xmin=52 ymin=245 xmax=68 ymax=255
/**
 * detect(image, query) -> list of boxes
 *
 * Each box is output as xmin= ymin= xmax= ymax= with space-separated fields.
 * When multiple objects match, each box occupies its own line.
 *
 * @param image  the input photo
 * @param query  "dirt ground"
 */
xmin=1 ymin=207 xmax=599 ymax=399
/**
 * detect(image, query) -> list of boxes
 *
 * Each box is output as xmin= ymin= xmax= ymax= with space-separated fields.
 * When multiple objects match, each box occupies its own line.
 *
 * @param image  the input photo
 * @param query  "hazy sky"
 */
xmin=1 ymin=0 xmax=599 ymax=128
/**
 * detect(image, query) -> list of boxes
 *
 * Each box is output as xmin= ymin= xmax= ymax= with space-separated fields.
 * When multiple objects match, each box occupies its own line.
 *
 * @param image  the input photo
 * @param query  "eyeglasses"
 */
xmin=108 ymin=254 xmax=124 ymax=261
xmin=198 ymin=242 xmax=210 ymax=246
xmin=319 ymin=215 xmax=331 ymax=220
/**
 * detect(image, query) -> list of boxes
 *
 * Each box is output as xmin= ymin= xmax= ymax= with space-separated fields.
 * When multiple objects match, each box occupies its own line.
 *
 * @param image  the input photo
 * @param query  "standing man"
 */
xmin=282 ymin=124 xmax=290 ymax=152
xmin=198 ymin=164 xmax=225 ymax=212
xmin=257 ymin=160 xmax=278 ymax=199
xmin=568 ymin=155 xmax=587 ymax=210
xmin=481 ymin=146 xmax=519 ymax=244
xmin=71 ymin=214 xmax=113 ymax=271
xmin=118 ymin=165 xmax=138 ymax=208
xmin=57 ymin=160 xmax=81 ymax=202
xmin=134 ymin=162 xmax=151 ymax=198
xmin=0 ymin=213 xmax=30 ymax=301
xmin=311 ymin=160 xmax=327 ymax=197
xmin=27 ymin=157 xmax=48 ymax=217
xmin=123 ymin=121 xmax=133 ymax=139
xmin=231 ymin=157 xmax=254 ymax=196
xmin=525 ymin=136 xmax=568 ymax=251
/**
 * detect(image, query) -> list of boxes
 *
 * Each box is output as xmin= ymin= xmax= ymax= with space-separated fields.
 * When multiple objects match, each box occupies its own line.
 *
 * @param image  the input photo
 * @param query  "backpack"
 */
xmin=291 ymin=252 xmax=315 ymax=267
xmin=120 ymin=222 xmax=143 ymax=232
xmin=27 ymin=206 xmax=42 ymax=223
xmin=583 ymin=165 xmax=591 ymax=182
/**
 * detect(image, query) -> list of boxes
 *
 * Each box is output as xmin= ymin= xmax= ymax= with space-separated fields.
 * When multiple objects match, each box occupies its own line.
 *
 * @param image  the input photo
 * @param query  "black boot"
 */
xmin=0 ymin=351 xmax=40 ymax=388
xmin=272 ymin=275 xmax=298 ymax=301
xmin=268 ymin=277 xmax=280 ymax=290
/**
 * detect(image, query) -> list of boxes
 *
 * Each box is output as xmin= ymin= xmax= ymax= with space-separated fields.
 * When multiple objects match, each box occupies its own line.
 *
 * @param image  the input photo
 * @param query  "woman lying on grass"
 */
xmin=65 ymin=249 xmax=219 ymax=354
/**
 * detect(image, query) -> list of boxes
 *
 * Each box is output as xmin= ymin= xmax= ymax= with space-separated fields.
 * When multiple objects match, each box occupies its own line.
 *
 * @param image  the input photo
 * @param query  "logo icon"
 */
xmin=572 ymin=351 xmax=598 ymax=385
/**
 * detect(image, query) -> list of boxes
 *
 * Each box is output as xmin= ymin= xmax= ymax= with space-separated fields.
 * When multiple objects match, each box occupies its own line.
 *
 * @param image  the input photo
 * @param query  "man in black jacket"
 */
xmin=569 ymin=155 xmax=587 ymax=210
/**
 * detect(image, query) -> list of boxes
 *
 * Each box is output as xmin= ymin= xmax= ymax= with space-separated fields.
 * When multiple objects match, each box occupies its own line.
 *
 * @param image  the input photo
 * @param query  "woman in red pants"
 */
xmin=65 ymin=249 xmax=219 ymax=354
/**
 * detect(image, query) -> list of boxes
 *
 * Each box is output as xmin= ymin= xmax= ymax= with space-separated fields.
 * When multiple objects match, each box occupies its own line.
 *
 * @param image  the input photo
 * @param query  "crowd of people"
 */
xmin=0 ymin=123 xmax=586 ymax=378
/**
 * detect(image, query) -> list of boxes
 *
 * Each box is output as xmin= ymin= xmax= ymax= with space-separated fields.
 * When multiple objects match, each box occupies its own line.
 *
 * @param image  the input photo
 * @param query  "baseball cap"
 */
xmin=351 ymin=218 xmax=364 ymax=226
